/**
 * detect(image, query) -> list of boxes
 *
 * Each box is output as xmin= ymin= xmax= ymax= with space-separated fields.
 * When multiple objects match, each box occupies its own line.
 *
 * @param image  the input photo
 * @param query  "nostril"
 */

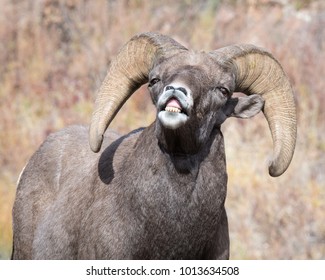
xmin=177 ymin=87 xmax=187 ymax=96
xmin=165 ymin=85 xmax=174 ymax=91
xmin=164 ymin=85 xmax=187 ymax=96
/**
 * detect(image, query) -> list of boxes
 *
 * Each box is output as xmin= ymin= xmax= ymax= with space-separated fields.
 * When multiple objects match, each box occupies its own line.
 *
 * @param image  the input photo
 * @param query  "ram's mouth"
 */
xmin=158 ymin=96 xmax=190 ymax=130
xmin=162 ymin=98 xmax=188 ymax=115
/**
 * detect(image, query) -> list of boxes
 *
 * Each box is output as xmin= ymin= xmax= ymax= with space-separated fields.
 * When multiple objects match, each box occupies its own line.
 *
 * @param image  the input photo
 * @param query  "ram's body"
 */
xmin=12 ymin=33 xmax=296 ymax=259
xmin=13 ymin=124 xmax=229 ymax=259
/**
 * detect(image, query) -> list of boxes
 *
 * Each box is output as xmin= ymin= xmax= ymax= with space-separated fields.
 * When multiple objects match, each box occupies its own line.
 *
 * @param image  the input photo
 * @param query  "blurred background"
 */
xmin=0 ymin=0 xmax=324 ymax=259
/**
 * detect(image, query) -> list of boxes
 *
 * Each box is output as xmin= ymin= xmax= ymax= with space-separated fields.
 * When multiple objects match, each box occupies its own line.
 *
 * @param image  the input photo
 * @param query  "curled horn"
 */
xmin=89 ymin=32 xmax=187 ymax=152
xmin=211 ymin=45 xmax=297 ymax=177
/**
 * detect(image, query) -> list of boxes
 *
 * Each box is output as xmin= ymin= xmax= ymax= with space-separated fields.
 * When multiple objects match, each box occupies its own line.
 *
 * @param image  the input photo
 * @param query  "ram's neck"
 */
xmin=154 ymin=120 xmax=203 ymax=155
xmin=133 ymin=122 xmax=223 ymax=175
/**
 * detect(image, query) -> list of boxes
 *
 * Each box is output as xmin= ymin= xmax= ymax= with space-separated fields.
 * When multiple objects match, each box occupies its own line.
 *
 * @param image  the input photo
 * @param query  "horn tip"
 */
xmin=89 ymin=131 xmax=103 ymax=153
xmin=268 ymin=164 xmax=284 ymax=177
xmin=268 ymin=159 xmax=288 ymax=177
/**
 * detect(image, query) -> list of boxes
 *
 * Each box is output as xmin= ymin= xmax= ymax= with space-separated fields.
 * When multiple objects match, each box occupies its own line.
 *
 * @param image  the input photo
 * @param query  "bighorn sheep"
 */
xmin=12 ymin=32 xmax=296 ymax=259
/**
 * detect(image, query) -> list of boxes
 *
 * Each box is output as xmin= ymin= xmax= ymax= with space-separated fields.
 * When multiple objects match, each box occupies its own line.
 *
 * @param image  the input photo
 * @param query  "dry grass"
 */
xmin=0 ymin=0 xmax=324 ymax=259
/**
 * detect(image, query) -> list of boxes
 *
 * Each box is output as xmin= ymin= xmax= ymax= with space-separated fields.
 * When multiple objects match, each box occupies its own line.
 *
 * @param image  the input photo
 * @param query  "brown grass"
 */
xmin=0 ymin=0 xmax=324 ymax=259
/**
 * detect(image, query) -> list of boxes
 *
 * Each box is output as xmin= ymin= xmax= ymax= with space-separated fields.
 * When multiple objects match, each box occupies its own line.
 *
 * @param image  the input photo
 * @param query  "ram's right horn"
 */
xmin=89 ymin=33 xmax=188 ymax=153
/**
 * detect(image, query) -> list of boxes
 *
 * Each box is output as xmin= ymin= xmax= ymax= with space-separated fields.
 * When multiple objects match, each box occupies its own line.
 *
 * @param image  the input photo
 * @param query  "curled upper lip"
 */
xmin=158 ymin=89 xmax=190 ymax=115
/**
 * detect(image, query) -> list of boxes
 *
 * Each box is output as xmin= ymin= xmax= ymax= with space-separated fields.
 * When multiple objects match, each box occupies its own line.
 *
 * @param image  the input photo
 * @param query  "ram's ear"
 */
xmin=224 ymin=94 xmax=264 ymax=119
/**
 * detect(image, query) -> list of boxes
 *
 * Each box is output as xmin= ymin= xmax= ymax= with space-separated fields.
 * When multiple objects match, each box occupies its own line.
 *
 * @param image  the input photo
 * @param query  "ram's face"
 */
xmin=148 ymin=52 xmax=235 ymax=131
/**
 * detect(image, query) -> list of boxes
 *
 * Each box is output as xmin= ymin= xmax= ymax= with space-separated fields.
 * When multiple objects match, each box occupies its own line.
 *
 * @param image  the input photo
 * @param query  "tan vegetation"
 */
xmin=0 ymin=0 xmax=324 ymax=259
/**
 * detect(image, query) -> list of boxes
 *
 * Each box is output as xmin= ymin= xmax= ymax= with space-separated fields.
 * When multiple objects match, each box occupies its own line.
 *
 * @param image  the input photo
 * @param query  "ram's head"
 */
xmin=89 ymin=32 xmax=296 ymax=177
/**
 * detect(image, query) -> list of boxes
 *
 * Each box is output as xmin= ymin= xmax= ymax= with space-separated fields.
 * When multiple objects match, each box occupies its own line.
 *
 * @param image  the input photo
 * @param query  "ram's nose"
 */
xmin=164 ymin=85 xmax=188 ymax=96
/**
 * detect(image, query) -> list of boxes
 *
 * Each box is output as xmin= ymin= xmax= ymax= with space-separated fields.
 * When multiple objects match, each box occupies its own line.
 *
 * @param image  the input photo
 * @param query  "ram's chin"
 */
xmin=158 ymin=111 xmax=189 ymax=130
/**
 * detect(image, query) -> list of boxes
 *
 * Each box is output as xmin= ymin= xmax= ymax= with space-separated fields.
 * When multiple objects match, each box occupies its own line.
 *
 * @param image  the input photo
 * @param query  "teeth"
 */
xmin=165 ymin=106 xmax=181 ymax=113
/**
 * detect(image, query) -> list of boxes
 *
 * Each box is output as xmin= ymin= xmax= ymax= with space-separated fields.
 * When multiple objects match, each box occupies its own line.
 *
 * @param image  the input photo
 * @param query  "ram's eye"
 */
xmin=214 ymin=86 xmax=230 ymax=97
xmin=219 ymin=87 xmax=230 ymax=96
xmin=148 ymin=78 xmax=160 ymax=87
